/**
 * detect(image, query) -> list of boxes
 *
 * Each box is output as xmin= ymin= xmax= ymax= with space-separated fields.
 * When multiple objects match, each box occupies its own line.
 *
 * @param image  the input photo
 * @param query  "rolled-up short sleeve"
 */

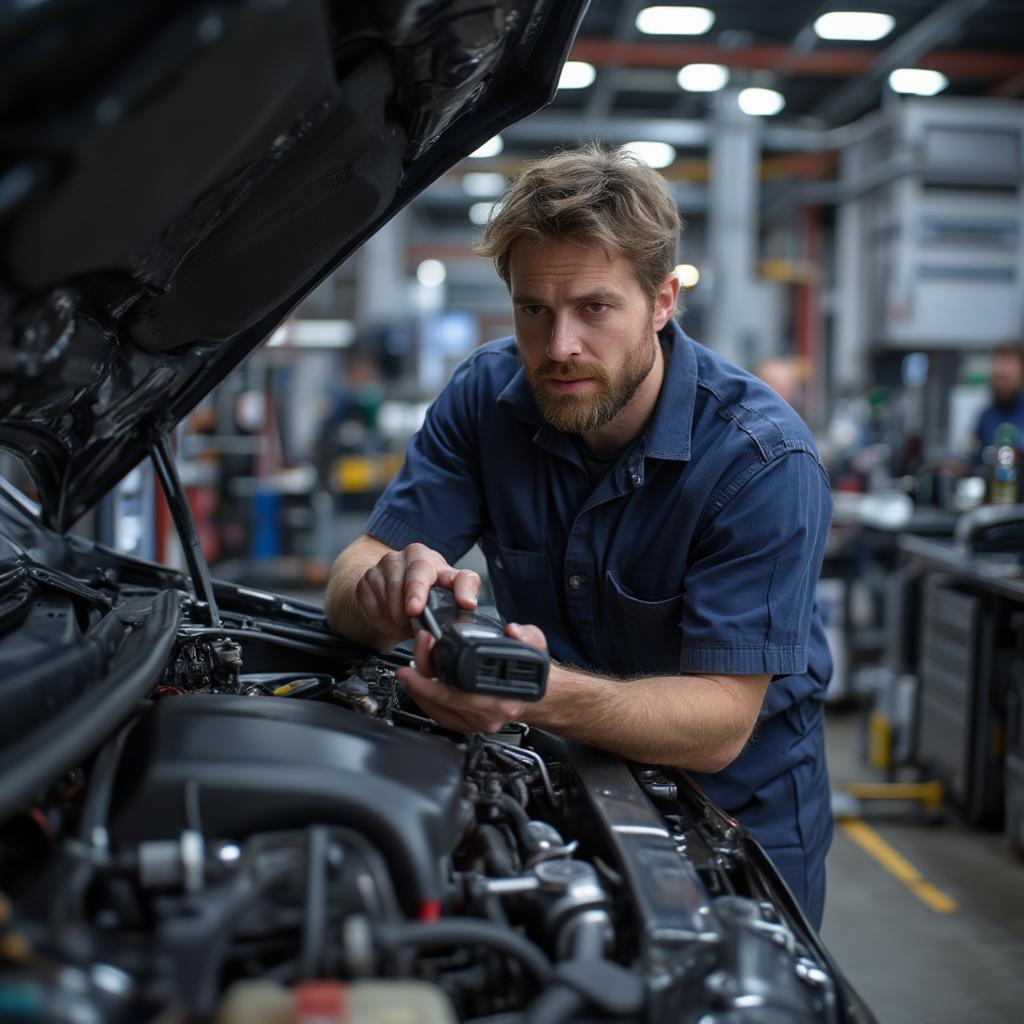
xmin=365 ymin=361 xmax=482 ymax=564
xmin=678 ymin=450 xmax=832 ymax=676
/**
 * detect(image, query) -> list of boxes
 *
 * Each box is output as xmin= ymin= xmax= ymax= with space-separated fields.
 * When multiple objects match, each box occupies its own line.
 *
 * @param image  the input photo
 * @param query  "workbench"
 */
xmin=896 ymin=533 xmax=1024 ymax=846
xmin=822 ymin=505 xmax=957 ymax=699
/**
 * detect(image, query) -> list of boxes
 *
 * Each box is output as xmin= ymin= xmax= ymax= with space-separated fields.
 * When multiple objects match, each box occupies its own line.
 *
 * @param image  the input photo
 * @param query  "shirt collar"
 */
xmin=644 ymin=319 xmax=695 ymax=461
xmin=496 ymin=318 xmax=697 ymax=462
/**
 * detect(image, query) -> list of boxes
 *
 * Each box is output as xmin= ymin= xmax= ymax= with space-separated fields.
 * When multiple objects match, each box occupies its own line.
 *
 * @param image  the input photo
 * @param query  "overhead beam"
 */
xmin=572 ymin=38 xmax=868 ymax=75
xmin=812 ymin=0 xmax=993 ymax=124
xmin=990 ymin=68 xmax=1024 ymax=98
xmin=568 ymin=34 xmax=1024 ymax=80
xmin=503 ymin=114 xmax=827 ymax=153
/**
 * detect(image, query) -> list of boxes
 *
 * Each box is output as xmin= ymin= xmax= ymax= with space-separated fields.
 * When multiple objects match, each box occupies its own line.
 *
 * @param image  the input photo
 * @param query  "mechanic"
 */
xmin=326 ymin=145 xmax=834 ymax=928
xmin=972 ymin=343 xmax=1024 ymax=460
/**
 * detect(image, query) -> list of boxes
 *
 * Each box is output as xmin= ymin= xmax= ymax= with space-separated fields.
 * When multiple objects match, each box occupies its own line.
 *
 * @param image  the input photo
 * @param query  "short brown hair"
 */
xmin=994 ymin=343 xmax=1024 ymax=365
xmin=475 ymin=143 xmax=682 ymax=301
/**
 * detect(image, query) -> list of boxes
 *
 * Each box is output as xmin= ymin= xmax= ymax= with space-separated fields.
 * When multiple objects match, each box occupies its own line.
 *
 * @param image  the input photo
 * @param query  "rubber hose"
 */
xmin=525 ymin=984 xmax=586 ymax=1024
xmin=476 ymin=823 xmax=518 ymax=877
xmin=374 ymin=919 xmax=552 ymax=985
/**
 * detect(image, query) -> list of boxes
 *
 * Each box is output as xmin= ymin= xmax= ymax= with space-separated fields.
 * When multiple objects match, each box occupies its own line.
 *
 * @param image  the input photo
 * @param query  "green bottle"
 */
xmin=990 ymin=422 xmax=1019 ymax=505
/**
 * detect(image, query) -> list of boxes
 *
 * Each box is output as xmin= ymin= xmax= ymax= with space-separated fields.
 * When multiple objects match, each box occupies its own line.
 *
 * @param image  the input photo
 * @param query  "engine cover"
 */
xmin=110 ymin=695 xmax=470 ymax=911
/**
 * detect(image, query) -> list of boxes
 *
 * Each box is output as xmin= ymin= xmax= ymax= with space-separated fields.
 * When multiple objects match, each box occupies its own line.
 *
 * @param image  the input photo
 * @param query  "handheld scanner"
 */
xmin=412 ymin=588 xmax=548 ymax=701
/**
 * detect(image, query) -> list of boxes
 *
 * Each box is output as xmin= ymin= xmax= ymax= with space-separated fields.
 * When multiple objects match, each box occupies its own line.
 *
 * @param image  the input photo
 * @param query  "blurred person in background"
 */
xmin=972 ymin=343 xmax=1024 ymax=462
xmin=756 ymin=357 xmax=800 ymax=409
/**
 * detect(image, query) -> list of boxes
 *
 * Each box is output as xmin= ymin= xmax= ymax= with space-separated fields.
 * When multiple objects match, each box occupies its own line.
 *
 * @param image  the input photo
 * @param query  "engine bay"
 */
xmin=0 ymin=556 xmax=865 ymax=1024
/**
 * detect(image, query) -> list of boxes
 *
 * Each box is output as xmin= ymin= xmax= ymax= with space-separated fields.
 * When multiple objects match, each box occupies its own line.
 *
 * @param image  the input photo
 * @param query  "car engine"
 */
xmin=0 ymin=519 xmax=871 ymax=1023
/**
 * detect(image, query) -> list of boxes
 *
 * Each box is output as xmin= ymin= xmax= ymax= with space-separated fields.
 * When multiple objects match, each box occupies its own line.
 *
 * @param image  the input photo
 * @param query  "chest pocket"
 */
xmin=485 ymin=540 xmax=552 ymax=627
xmin=603 ymin=570 xmax=684 ymax=674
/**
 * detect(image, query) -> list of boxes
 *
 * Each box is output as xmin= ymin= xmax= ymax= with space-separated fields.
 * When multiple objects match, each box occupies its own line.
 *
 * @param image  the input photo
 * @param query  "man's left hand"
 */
xmin=395 ymin=622 xmax=548 ymax=734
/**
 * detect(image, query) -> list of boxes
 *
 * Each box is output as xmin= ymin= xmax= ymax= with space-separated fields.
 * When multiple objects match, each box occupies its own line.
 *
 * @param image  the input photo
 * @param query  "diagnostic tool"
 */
xmin=412 ymin=588 xmax=548 ymax=701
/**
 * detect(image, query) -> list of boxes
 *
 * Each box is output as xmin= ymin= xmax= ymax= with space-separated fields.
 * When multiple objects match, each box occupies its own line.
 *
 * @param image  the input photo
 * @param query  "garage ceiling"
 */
xmin=527 ymin=0 xmax=1024 ymax=142
xmin=404 ymin=1 xmax=1024 ymax=293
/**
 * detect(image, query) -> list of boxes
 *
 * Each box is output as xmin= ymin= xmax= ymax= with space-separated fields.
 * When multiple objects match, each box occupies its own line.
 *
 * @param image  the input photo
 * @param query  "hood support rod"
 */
xmin=149 ymin=431 xmax=220 ymax=627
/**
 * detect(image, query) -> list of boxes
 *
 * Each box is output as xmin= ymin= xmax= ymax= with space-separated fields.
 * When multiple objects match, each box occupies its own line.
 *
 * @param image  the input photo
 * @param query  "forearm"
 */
xmin=324 ymin=534 xmax=395 ymax=649
xmin=520 ymin=663 xmax=768 ymax=774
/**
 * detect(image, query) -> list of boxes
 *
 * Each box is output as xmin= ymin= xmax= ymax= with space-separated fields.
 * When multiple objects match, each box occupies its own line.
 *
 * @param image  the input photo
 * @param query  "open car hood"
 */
xmin=0 ymin=0 xmax=587 ymax=530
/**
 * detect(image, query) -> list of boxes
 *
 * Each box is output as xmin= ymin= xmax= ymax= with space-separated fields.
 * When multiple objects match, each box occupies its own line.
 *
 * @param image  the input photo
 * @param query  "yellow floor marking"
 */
xmin=840 ymin=819 xmax=959 ymax=914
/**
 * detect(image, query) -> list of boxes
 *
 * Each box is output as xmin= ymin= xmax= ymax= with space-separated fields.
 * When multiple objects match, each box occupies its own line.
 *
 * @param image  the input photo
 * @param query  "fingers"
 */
xmin=396 ymin=662 xmax=526 ymax=734
xmin=356 ymin=565 xmax=404 ymax=641
xmin=506 ymin=621 xmax=548 ymax=653
xmin=404 ymin=545 xmax=443 ymax=616
xmin=355 ymin=543 xmax=451 ymax=643
xmin=412 ymin=627 xmax=437 ymax=678
xmin=380 ymin=551 xmax=411 ymax=629
xmin=436 ymin=567 xmax=481 ymax=610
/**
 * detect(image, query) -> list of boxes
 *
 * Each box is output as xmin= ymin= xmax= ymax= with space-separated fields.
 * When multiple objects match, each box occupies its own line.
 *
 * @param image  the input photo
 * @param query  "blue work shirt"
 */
xmin=367 ymin=320 xmax=834 ymax=907
xmin=973 ymin=393 xmax=1024 ymax=460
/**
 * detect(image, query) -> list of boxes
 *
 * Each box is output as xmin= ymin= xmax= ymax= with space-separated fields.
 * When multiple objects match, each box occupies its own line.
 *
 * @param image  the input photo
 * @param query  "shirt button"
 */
xmin=568 ymin=574 xmax=584 ymax=590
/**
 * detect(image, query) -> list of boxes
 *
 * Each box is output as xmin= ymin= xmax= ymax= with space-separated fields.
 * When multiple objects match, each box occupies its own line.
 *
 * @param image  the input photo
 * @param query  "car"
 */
xmin=0 ymin=2 xmax=876 ymax=1021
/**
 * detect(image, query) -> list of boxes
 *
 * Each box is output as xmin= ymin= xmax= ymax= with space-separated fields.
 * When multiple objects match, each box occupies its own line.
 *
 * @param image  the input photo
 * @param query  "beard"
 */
xmin=524 ymin=326 xmax=657 ymax=434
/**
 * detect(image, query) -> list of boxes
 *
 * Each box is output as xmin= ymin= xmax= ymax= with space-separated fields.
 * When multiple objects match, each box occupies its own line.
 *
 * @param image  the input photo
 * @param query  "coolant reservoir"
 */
xmin=215 ymin=979 xmax=458 ymax=1024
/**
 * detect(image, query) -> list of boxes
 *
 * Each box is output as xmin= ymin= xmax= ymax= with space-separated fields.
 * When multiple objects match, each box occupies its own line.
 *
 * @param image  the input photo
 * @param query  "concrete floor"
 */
xmin=822 ymin=710 xmax=1024 ymax=1023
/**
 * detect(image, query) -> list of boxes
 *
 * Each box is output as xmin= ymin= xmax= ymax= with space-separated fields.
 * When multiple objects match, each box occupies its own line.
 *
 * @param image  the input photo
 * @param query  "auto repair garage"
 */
xmin=1 ymin=2 xmax=1023 ymax=1022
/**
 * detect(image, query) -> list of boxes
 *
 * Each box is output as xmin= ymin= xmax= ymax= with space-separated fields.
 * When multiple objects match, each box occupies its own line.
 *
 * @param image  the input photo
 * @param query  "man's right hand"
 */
xmin=354 ymin=542 xmax=481 ymax=644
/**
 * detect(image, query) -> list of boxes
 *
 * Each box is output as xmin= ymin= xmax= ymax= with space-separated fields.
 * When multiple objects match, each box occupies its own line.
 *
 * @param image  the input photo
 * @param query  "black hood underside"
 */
xmin=0 ymin=0 xmax=587 ymax=529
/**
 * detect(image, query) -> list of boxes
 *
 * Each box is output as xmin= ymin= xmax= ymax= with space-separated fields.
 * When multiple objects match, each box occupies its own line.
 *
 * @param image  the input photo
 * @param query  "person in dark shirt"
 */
xmin=973 ymin=344 xmax=1024 ymax=460
xmin=325 ymin=145 xmax=833 ymax=927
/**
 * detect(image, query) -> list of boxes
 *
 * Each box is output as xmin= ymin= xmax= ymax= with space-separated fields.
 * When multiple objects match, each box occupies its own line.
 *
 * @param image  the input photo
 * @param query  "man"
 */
xmin=326 ymin=145 xmax=833 ymax=927
xmin=973 ymin=344 xmax=1024 ymax=459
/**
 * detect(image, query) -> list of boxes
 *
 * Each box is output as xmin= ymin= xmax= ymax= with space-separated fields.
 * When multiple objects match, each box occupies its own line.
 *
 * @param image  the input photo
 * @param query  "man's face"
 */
xmin=508 ymin=238 xmax=674 ymax=434
xmin=992 ymin=351 xmax=1024 ymax=405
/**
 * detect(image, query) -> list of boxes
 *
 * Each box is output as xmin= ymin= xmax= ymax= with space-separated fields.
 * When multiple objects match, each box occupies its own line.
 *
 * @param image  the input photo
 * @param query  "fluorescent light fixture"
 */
xmin=636 ymin=6 xmax=715 ymax=35
xmin=676 ymin=63 xmax=729 ymax=92
xmin=888 ymin=67 xmax=948 ymax=96
xmin=675 ymin=263 xmax=701 ymax=288
xmin=469 ymin=135 xmax=504 ymax=159
xmin=738 ymin=86 xmax=786 ymax=116
xmin=621 ymin=140 xmax=676 ymax=168
xmin=461 ymin=172 xmax=506 ymax=197
xmin=559 ymin=60 xmax=597 ymax=89
xmin=417 ymin=259 xmax=447 ymax=288
xmin=268 ymin=319 xmax=355 ymax=348
xmin=813 ymin=11 xmax=895 ymax=41
xmin=469 ymin=201 xmax=497 ymax=226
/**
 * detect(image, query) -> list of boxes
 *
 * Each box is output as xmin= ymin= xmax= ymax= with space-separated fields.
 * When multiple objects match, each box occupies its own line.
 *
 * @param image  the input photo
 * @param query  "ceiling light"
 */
xmin=461 ymin=172 xmax=506 ymax=197
xmin=469 ymin=201 xmax=497 ymax=226
xmin=738 ymin=87 xmax=786 ymax=116
xmin=292 ymin=320 xmax=354 ymax=347
xmin=888 ymin=67 xmax=948 ymax=96
xmin=813 ymin=11 xmax=895 ymax=41
xmin=558 ymin=60 xmax=596 ymax=89
xmin=268 ymin=320 xmax=355 ymax=348
xmin=676 ymin=63 xmax=730 ymax=92
xmin=417 ymin=259 xmax=447 ymax=288
xmin=636 ymin=6 xmax=715 ymax=36
xmin=675 ymin=263 xmax=701 ymax=288
xmin=621 ymin=141 xmax=677 ymax=168
xmin=469 ymin=135 xmax=504 ymax=159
